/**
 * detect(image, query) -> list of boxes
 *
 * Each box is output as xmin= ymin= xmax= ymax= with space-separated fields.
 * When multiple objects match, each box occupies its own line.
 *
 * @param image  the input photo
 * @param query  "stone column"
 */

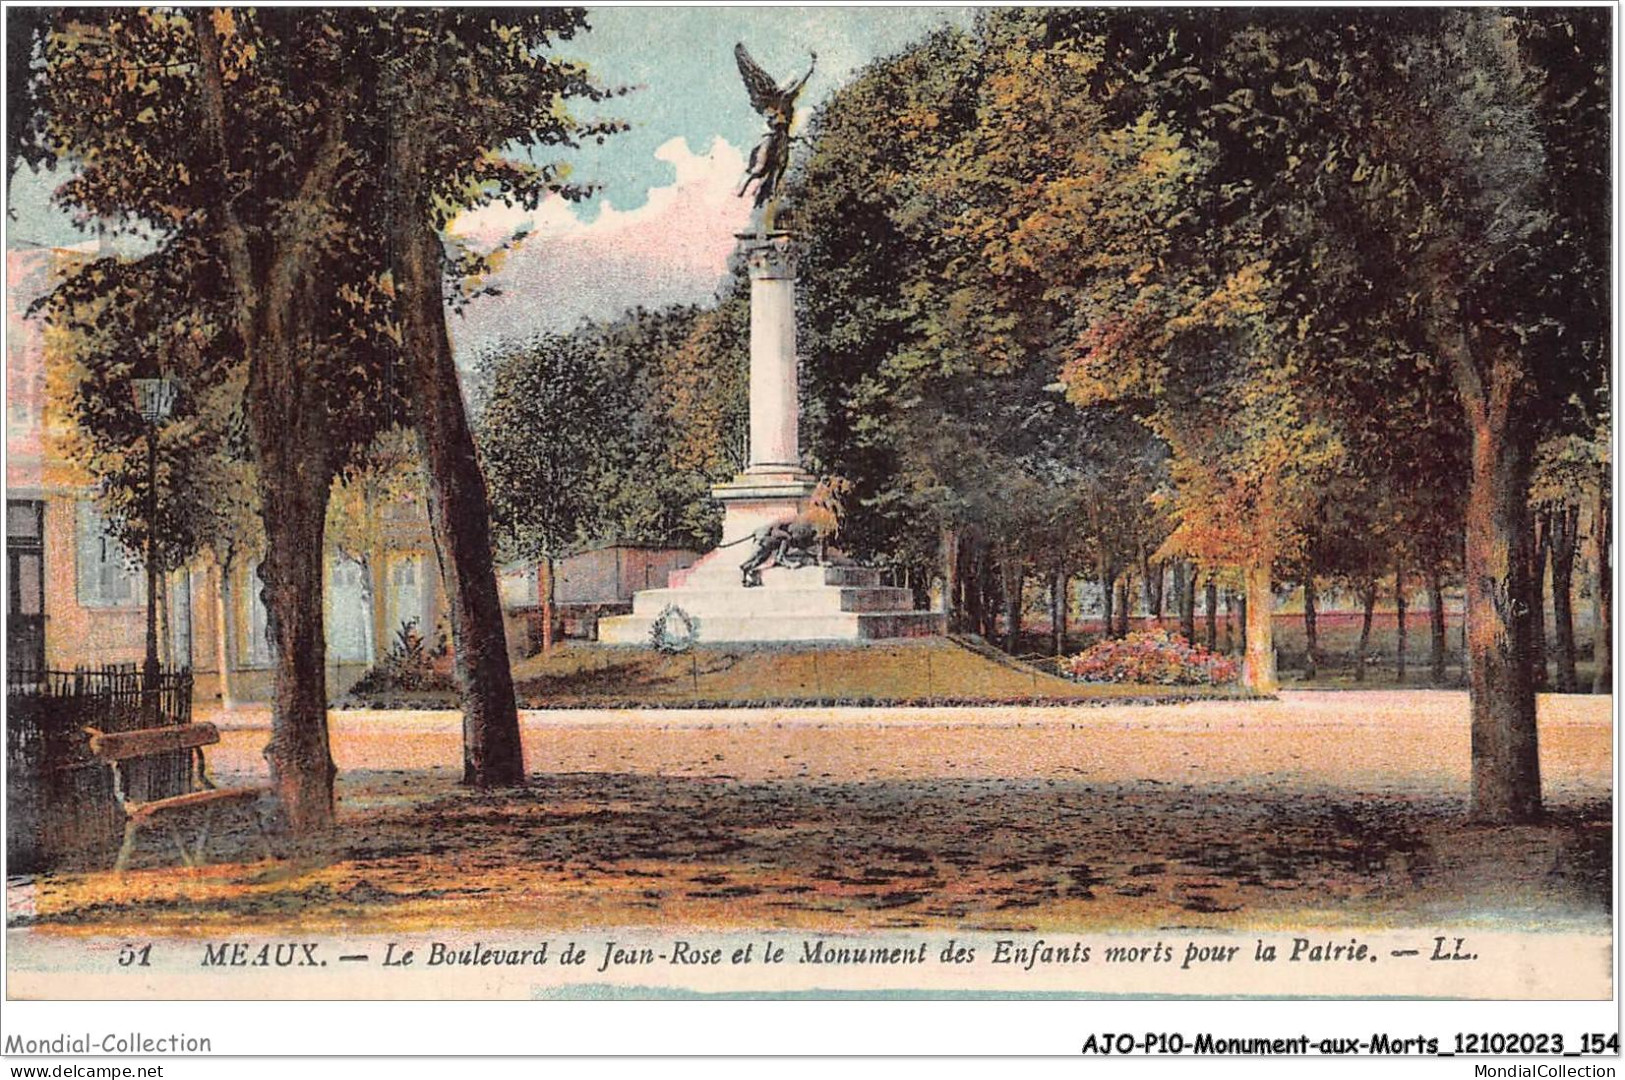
xmin=746 ymin=233 xmax=799 ymax=472
xmin=707 ymin=231 xmax=816 ymax=550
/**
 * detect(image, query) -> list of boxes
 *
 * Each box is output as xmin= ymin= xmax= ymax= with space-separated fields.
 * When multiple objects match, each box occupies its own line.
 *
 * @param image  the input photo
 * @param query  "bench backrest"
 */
xmin=85 ymin=722 xmax=221 ymax=762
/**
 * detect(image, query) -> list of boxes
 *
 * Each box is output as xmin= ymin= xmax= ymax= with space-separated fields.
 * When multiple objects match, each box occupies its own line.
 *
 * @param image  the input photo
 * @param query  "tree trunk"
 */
xmin=1355 ymin=580 xmax=1377 ymax=683
xmin=368 ymin=553 xmax=390 ymax=666
xmin=1242 ymin=563 xmax=1277 ymax=693
xmin=954 ymin=569 xmax=966 ymax=631
xmin=941 ymin=527 xmax=959 ymax=632
xmin=1114 ymin=575 xmax=1131 ymax=637
xmin=964 ymin=542 xmax=984 ymax=639
xmin=1529 ymin=509 xmax=1550 ymax=688
xmin=1180 ymin=564 xmax=1198 ymax=644
xmin=1394 ymin=560 xmax=1408 ymax=684
xmin=1203 ymin=579 xmax=1218 ymax=651
xmin=978 ymin=548 xmax=1000 ymax=640
xmin=1302 ymin=578 xmax=1319 ymax=680
xmin=1062 ymin=572 xmax=1074 ymax=647
xmin=1427 ymin=265 xmax=1542 ymax=822
xmin=1141 ymin=544 xmax=1163 ymax=620
xmin=242 ymin=255 xmax=341 ymax=836
xmin=192 ymin=12 xmax=348 ymax=831
xmin=1549 ymin=503 xmax=1579 ymax=692
xmin=391 ymin=142 xmax=525 ymax=788
xmin=1049 ymin=566 xmax=1064 ymax=657
xmin=214 ymin=552 xmax=238 ymax=710
xmin=539 ymin=557 xmax=556 ymax=656
xmin=1167 ymin=557 xmax=1182 ymax=623
xmin=1099 ymin=560 xmax=1115 ymax=643
xmin=1460 ymin=370 xmax=1541 ymax=822
xmin=257 ymin=464 xmax=337 ymax=834
xmin=1594 ymin=482 xmax=1611 ymax=693
xmin=1001 ymin=557 xmax=1024 ymax=654
xmin=1238 ymin=591 xmax=1248 ymax=654
xmin=1428 ymin=562 xmax=1448 ymax=686
xmin=1223 ymin=591 xmax=1235 ymax=654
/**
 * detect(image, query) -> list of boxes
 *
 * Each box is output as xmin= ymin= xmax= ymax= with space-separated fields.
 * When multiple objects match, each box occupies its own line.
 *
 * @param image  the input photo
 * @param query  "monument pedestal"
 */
xmin=596 ymin=562 xmax=945 ymax=644
xmin=712 ymin=466 xmax=817 ymax=546
xmin=597 ymin=231 xmax=944 ymax=646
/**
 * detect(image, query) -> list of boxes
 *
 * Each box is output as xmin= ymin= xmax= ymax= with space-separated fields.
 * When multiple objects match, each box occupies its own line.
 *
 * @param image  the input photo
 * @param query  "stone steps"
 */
xmin=607 ymin=549 xmax=939 ymax=645
xmin=597 ymin=609 xmax=946 ymax=645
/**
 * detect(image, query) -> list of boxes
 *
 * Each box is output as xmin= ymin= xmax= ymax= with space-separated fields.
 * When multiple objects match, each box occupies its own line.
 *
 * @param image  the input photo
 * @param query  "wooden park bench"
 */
xmin=84 ymin=722 xmax=273 ymax=872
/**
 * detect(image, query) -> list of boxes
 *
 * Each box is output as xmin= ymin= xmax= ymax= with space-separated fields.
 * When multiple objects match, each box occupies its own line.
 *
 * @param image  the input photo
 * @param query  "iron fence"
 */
xmin=6 ymin=666 xmax=194 ymax=872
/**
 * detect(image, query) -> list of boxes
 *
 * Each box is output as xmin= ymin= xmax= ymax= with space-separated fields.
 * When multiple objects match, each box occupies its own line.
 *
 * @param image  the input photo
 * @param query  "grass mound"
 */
xmin=496 ymin=637 xmax=1249 ymax=709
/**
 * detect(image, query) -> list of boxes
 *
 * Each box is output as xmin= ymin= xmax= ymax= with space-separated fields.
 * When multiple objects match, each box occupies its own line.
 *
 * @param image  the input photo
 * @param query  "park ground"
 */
xmin=7 ymin=689 xmax=1610 ymax=937
xmin=342 ymin=615 xmax=1605 ymax=709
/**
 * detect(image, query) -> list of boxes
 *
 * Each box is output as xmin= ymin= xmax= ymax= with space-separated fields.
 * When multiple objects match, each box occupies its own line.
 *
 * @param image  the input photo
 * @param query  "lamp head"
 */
xmin=131 ymin=377 xmax=179 ymax=423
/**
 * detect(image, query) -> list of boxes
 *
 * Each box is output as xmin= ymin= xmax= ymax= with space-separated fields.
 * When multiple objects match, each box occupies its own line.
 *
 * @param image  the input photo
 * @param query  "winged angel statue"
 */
xmin=734 ymin=42 xmax=816 ymax=229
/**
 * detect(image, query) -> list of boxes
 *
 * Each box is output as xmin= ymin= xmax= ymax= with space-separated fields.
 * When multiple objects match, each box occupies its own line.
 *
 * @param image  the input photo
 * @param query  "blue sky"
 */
xmin=557 ymin=7 xmax=976 ymax=214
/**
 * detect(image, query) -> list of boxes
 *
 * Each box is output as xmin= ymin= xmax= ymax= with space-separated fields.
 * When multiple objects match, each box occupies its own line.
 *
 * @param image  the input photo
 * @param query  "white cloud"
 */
xmin=448 ymin=136 xmax=753 ymax=360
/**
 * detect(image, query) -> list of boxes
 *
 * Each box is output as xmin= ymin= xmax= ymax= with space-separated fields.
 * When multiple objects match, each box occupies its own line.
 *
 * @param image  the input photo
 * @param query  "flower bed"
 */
xmin=1067 ymin=630 xmax=1239 ymax=685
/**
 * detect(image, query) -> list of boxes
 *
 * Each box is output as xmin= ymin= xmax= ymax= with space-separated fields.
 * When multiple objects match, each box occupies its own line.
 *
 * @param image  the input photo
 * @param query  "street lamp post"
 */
xmin=132 ymin=376 xmax=178 ymax=724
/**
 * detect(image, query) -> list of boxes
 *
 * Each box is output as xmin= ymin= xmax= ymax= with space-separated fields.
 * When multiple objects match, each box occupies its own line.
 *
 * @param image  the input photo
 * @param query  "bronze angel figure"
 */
xmin=734 ymin=42 xmax=815 ymax=222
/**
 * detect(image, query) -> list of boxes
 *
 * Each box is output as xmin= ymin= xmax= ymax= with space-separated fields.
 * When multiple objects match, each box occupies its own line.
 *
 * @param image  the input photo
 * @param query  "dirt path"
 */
xmin=14 ymin=691 xmax=1611 ymax=935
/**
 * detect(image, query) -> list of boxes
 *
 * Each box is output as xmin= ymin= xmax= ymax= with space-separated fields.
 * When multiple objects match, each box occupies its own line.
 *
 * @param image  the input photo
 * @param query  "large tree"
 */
xmin=478 ymin=303 xmax=744 ymax=569
xmin=35 ymin=10 xmax=399 ymax=829
xmin=1278 ymin=9 xmax=1607 ymax=819
xmin=334 ymin=9 xmax=617 ymax=785
xmin=793 ymin=9 xmax=1606 ymax=815
xmin=786 ymin=21 xmax=1174 ymax=644
xmin=45 ymin=249 xmax=252 ymax=589
xmin=1056 ymin=7 xmax=1608 ymax=816
xmin=892 ymin=11 xmax=1342 ymax=689
xmin=29 ymin=9 xmax=611 ymax=824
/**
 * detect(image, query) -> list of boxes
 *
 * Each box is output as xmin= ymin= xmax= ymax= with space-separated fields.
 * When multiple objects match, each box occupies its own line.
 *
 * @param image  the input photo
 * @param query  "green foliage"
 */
xmin=326 ymin=429 xmax=430 ymax=567
xmin=44 ymin=249 xmax=261 ymax=574
xmin=349 ymin=619 xmax=456 ymax=696
xmin=784 ymin=16 xmax=1172 ymax=580
xmin=1531 ymin=419 xmax=1610 ymax=513
xmin=24 ymin=7 xmax=617 ymax=570
xmin=477 ymin=302 xmax=745 ymax=561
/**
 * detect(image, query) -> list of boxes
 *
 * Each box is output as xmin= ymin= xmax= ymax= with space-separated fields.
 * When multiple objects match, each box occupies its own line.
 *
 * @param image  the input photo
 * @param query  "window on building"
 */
xmin=327 ymin=554 xmax=372 ymax=664
xmin=75 ymin=501 xmax=144 ymax=608
xmin=248 ymin=561 xmax=273 ymax=665
xmin=389 ymin=554 xmax=425 ymax=640
xmin=7 ymin=500 xmax=43 ymax=541
xmin=168 ymin=568 xmax=193 ymax=668
xmin=8 ymin=499 xmax=46 ymax=674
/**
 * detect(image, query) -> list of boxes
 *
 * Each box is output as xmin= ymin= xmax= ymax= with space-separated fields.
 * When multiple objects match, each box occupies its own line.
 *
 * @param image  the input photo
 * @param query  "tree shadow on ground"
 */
xmin=16 ymin=768 xmax=1610 ymax=932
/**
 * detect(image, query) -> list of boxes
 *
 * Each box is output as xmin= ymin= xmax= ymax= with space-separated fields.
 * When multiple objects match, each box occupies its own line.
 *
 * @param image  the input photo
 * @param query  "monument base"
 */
xmin=597 ymin=467 xmax=946 ymax=646
xmin=596 ymin=564 xmax=946 ymax=645
xmin=711 ymin=465 xmax=818 ymax=547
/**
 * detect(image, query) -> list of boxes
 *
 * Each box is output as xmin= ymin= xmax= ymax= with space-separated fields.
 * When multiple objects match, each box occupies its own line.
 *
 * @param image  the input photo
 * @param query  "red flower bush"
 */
xmin=1066 ymin=630 xmax=1240 ymax=686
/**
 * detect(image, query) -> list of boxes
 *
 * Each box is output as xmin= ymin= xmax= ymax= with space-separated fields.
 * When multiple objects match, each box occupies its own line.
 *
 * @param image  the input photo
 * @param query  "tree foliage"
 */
xmin=478 ymin=299 xmax=748 ymax=561
xmin=784 ymin=19 xmax=1173 ymax=611
xmin=24 ymin=7 xmax=613 ymax=824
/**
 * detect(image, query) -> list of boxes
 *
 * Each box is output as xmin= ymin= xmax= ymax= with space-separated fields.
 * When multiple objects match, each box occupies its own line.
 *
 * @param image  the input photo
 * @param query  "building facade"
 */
xmin=6 ymin=245 xmax=450 ymax=702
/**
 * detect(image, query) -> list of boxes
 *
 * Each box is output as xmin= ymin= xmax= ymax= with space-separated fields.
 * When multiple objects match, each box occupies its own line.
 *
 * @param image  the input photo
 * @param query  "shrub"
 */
xmin=349 ymin=619 xmax=456 ymax=696
xmin=1066 ymin=630 xmax=1239 ymax=685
